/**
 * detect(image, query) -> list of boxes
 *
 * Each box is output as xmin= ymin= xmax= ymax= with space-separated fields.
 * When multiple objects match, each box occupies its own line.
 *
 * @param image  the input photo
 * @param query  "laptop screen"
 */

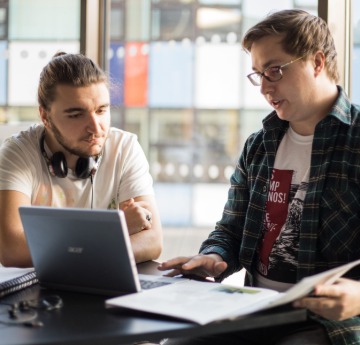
xmin=19 ymin=206 xmax=141 ymax=295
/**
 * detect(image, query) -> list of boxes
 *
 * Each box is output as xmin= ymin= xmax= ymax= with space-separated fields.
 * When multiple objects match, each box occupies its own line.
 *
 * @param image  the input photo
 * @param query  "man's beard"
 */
xmin=47 ymin=117 xmax=106 ymax=158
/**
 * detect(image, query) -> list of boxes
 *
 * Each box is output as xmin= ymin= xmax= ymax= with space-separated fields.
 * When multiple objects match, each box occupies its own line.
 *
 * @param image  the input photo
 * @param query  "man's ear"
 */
xmin=313 ymin=51 xmax=326 ymax=76
xmin=39 ymin=107 xmax=49 ymax=127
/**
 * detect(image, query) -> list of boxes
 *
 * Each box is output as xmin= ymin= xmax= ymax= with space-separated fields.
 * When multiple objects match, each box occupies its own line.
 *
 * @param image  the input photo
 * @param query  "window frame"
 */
xmin=318 ymin=0 xmax=352 ymax=98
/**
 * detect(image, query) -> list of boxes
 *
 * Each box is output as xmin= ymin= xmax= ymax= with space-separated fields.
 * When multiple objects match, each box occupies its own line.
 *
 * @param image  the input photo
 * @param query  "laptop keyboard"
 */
xmin=140 ymin=279 xmax=171 ymax=290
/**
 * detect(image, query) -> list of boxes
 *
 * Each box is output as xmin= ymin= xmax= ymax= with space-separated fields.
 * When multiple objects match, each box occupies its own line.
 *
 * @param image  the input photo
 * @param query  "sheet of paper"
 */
xmin=106 ymin=259 xmax=360 ymax=325
xmin=0 ymin=267 xmax=35 ymax=284
xmin=107 ymin=280 xmax=278 ymax=325
xmin=267 ymin=258 xmax=360 ymax=308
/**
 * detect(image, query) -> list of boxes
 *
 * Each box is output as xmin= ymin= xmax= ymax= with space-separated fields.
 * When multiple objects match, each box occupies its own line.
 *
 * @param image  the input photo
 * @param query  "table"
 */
xmin=0 ymin=262 xmax=307 ymax=345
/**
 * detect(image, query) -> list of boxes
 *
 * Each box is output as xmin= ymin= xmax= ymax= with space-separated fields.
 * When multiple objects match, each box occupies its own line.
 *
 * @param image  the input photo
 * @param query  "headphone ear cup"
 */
xmin=75 ymin=157 xmax=96 ymax=179
xmin=51 ymin=152 xmax=68 ymax=178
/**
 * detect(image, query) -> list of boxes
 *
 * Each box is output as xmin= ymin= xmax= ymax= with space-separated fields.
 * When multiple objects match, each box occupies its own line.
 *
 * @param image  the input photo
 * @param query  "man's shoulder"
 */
xmin=1 ymin=123 xmax=42 ymax=151
xmin=330 ymin=87 xmax=360 ymax=125
xmin=351 ymin=102 xmax=360 ymax=116
xmin=107 ymin=127 xmax=137 ymax=142
xmin=104 ymin=128 xmax=140 ymax=156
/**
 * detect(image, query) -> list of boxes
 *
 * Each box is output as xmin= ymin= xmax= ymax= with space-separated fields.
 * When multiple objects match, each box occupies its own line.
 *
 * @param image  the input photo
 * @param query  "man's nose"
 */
xmin=260 ymin=76 xmax=274 ymax=96
xmin=87 ymin=114 xmax=102 ymax=133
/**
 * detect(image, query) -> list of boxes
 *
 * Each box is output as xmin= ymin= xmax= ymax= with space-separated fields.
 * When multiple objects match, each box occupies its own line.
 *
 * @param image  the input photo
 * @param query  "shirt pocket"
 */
xmin=318 ymin=181 xmax=360 ymax=262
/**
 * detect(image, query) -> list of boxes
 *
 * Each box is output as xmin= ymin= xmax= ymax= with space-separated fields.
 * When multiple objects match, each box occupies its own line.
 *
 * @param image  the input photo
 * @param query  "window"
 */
xmin=0 ymin=0 xmax=80 ymax=122
xmin=108 ymin=0 xmax=318 ymax=227
xmin=352 ymin=0 xmax=360 ymax=104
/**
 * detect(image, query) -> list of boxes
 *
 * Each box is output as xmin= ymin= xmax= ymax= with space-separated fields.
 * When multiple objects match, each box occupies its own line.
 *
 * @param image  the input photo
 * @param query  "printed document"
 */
xmin=106 ymin=259 xmax=360 ymax=325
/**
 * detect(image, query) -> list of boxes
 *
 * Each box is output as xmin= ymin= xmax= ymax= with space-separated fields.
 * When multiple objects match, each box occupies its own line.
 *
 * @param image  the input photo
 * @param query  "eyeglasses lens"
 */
xmin=265 ymin=67 xmax=282 ymax=82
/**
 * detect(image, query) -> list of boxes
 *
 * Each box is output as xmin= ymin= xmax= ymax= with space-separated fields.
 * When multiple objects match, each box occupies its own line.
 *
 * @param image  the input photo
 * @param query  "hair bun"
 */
xmin=52 ymin=51 xmax=67 ymax=59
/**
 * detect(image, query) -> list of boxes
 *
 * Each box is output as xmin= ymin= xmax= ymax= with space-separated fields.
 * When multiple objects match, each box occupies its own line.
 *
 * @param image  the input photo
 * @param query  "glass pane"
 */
xmin=150 ymin=108 xmax=194 ymax=183
xmin=110 ymin=7 xmax=124 ymax=40
xmin=239 ymin=109 xmax=268 ymax=149
xmin=0 ymin=108 xmax=5 ymax=123
xmin=9 ymin=0 xmax=80 ymax=40
xmin=294 ymin=0 xmax=318 ymax=8
xmin=149 ymin=41 xmax=194 ymax=108
xmin=150 ymin=146 xmax=194 ymax=183
xmin=150 ymin=109 xmax=193 ymax=144
xmin=0 ymin=40 xmax=6 ymax=105
xmin=199 ymin=0 xmax=241 ymax=4
xmin=8 ymin=41 xmax=80 ymax=106
xmin=193 ymin=183 xmax=229 ymax=226
xmin=195 ymin=43 xmax=241 ymax=108
xmin=0 ymin=6 xmax=6 ymax=38
xmin=352 ymin=0 xmax=360 ymax=104
xmin=353 ymin=47 xmax=360 ymax=104
xmin=196 ymin=109 xmax=239 ymax=161
xmin=109 ymin=43 xmax=125 ymax=106
xmin=196 ymin=7 xmax=241 ymax=42
xmin=154 ymin=182 xmax=192 ymax=226
xmin=195 ymin=109 xmax=239 ymax=183
xmin=110 ymin=107 xmax=124 ymax=130
xmin=242 ymin=0 xmax=292 ymax=22
xmin=2 ymin=106 xmax=38 ymax=123
xmin=152 ymin=0 xmax=196 ymax=4
xmin=126 ymin=0 xmax=150 ymax=41
xmin=0 ymin=7 xmax=5 ymax=21
xmin=123 ymin=108 xmax=149 ymax=153
xmin=151 ymin=5 xmax=194 ymax=40
xmin=124 ymin=42 xmax=149 ymax=107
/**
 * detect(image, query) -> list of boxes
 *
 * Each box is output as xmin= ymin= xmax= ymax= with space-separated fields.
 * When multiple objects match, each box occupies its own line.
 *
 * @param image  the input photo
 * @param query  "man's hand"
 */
xmin=158 ymin=254 xmax=227 ymax=279
xmin=293 ymin=278 xmax=360 ymax=320
xmin=119 ymin=198 xmax=153 ymax=235
xmin=119 ymin=195 xmax=162 ymax=263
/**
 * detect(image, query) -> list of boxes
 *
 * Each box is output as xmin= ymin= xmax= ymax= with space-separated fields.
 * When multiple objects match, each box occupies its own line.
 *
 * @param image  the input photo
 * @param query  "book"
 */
xmin=106 ymin=259 xmax=360 ymax=325
xmin=0 ymin=267 xmax=38 ymax=298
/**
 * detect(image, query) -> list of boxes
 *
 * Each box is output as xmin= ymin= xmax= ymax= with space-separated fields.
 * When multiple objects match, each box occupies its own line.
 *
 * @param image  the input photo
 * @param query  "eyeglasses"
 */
xmin=247 ymin=56 xmax=304 ymax=86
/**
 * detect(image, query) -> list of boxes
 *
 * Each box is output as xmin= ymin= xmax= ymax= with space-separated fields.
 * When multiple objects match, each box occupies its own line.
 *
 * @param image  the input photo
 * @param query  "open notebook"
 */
xmin=106 ymin=259 xmax=360 ymax=325
xmin=19 ymin=206 xmax=183 ymax=296
xmin=0 ymin=267 xmax=38 ymax=297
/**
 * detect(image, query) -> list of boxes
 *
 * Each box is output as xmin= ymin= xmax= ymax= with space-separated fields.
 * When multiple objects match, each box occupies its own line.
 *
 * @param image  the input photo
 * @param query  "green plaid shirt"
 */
xmin=200 ymin=87 xmax=360 ymax=345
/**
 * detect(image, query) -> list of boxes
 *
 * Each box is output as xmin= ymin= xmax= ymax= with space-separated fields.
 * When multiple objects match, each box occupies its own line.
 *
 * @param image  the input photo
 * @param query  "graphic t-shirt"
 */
xmin=255 ymin=126 xmax=313 ymax=291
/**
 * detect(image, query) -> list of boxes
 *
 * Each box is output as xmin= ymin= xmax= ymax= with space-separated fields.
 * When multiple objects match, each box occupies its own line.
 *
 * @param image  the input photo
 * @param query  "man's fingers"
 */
xmin=119 ymin=198 xmax=135 ymax=210
xmin=214 ymin=261 xmax=228 ymax=276
xmin=158 ymin=255 xmax=227 ymax=279
xmin=158 ymin=256 xmax=192 ymax=271
xmin=162 ymin=269 xmax=183 ymax=277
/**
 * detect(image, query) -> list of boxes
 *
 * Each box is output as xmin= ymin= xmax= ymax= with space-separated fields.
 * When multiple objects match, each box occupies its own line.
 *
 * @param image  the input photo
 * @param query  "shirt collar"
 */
xmin=327 ymin=85 xmax=352 ymax=125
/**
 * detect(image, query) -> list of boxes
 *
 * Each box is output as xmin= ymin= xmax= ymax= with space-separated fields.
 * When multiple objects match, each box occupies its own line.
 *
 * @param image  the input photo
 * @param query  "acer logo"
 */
xmin=68 ymin=247 xmax=84 ymax=254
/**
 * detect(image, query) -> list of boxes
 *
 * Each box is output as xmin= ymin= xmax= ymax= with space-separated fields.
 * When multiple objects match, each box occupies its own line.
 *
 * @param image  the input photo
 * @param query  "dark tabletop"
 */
xmin=0 ymin=262 xmax=307 ymax=345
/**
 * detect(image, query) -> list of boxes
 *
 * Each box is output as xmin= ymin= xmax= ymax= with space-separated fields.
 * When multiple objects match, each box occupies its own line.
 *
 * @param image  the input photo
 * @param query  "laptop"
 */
xmin=19 ymin=206 xmax=182 ymax=296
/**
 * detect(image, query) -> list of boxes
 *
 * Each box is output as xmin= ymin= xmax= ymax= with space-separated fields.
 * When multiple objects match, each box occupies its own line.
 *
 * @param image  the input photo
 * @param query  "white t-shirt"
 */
xmin=255 ymin=126 xmax=313 ymax=292
xmin=0 ymin=124 xmax=154 ymax=209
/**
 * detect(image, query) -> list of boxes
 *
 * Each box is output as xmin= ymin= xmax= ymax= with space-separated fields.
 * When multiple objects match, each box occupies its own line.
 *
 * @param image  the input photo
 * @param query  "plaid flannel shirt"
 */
xmin=200 ymin=87 xmax=360 ymax=345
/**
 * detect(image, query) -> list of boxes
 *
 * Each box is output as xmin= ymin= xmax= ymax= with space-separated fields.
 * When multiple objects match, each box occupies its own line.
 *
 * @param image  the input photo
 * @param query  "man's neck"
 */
xmin=290 ymin=83 xmax=339 ymax=136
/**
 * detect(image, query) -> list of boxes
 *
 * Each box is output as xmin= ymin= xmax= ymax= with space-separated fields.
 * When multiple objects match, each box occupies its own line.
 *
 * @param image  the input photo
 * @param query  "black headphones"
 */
xmin=4 ymin=295 xmax=63 ymax=328
xmin=40 ymin=132 xmax=101 ymax=179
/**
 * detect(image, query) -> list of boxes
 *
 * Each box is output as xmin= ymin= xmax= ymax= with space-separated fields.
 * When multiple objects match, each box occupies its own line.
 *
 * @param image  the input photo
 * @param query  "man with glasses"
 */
xmin=156 ymin=9 xmax=360 ymax=345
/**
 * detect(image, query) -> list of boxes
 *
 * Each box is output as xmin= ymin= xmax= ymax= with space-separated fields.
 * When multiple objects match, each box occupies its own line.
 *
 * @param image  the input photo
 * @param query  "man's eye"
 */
xmin=267 ymin=67 xmax=281 ymax=75
xmin=68 ymin=114 xmax=81 ymax=118
xmin=97 ymin=108 xmax=108 ymax=115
